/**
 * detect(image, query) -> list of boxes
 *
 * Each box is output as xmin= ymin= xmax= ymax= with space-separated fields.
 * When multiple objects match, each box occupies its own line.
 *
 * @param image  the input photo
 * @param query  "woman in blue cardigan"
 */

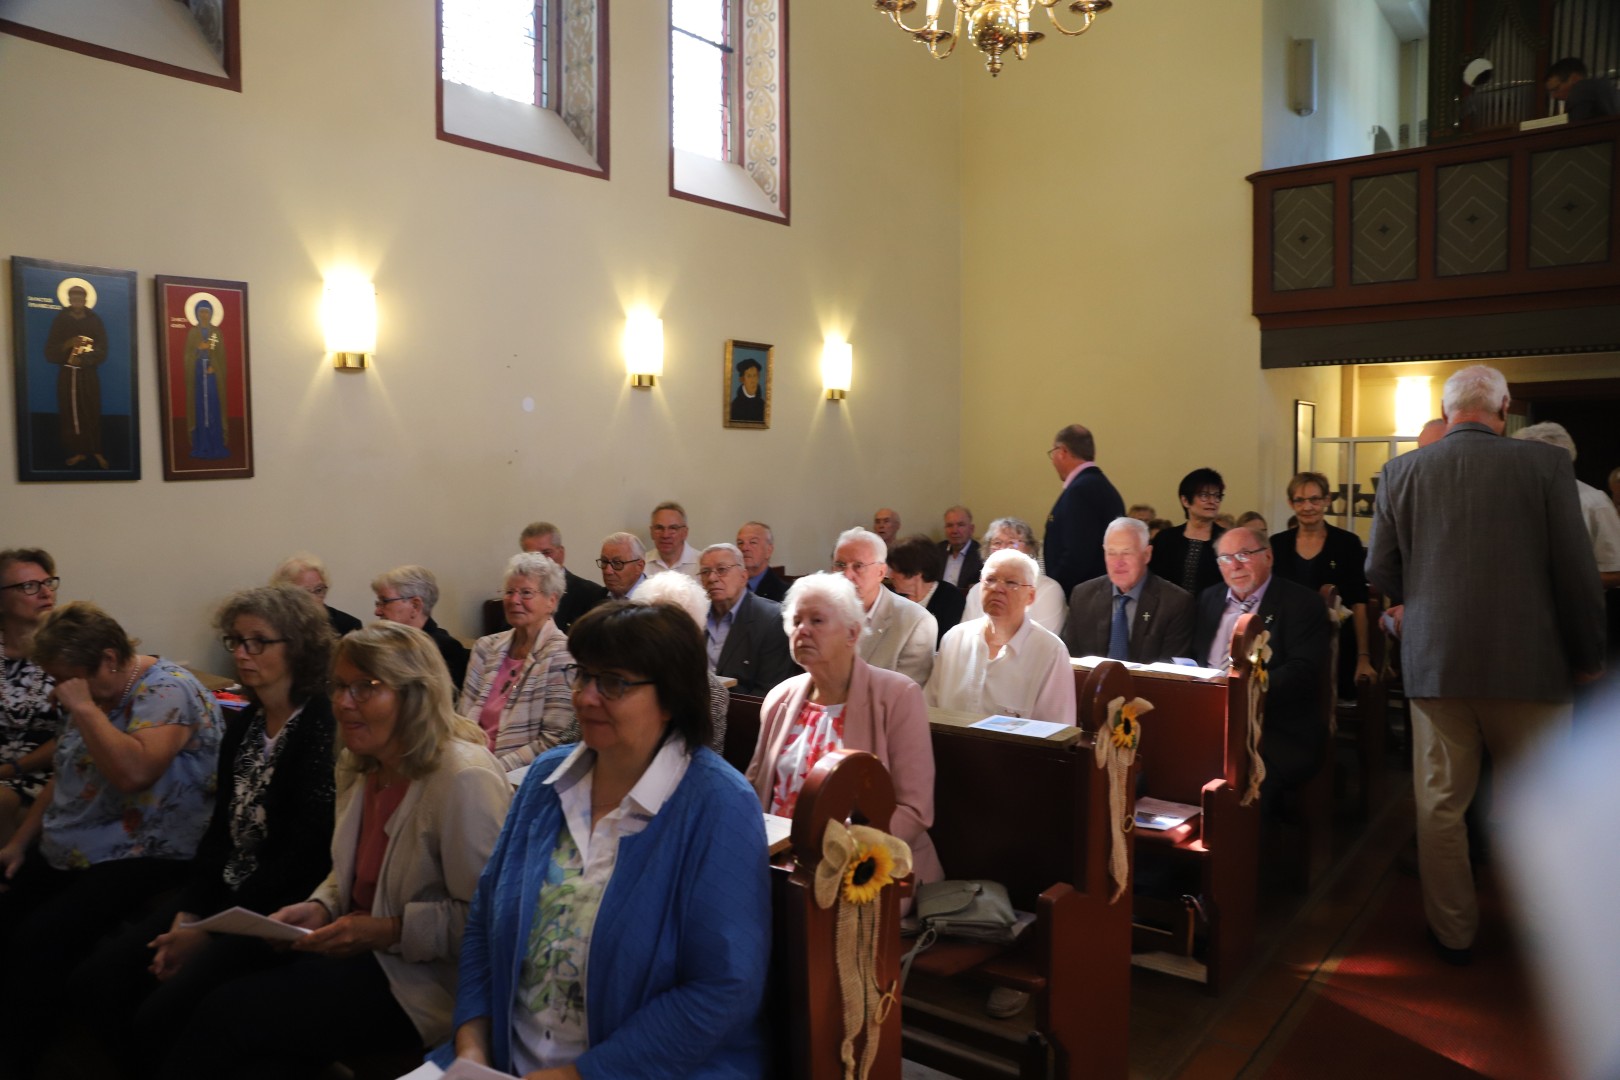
xmin=445 ymin=600 xmax=771 ymax=1079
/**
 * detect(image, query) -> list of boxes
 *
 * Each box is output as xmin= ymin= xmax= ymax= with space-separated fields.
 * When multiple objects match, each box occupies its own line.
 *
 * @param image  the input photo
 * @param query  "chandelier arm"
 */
xmin=922 ymin=2 xmax=964 ymax=58
xmin=927 ymin=30 xmax=961 ymax=59
xmin=885 ymin=7 xmax=932 ymax=35
xmin=1040 ymin=3 xmax=1096 ymax=37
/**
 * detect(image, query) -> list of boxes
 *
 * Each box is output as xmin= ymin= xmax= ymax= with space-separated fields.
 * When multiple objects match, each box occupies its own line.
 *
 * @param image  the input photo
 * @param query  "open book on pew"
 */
xmin=178 ymin=907 xmax=309 ymax=942
xmin=1071 ymin=655 xmax=1226 ymax=681
xmin=1133 ymin=796 xmax=1202 ymax=831
xmin=397 ymin=1059 xmax=517 ymax=1079
xmin=927 ymin=707 xmax=1082 ymax=746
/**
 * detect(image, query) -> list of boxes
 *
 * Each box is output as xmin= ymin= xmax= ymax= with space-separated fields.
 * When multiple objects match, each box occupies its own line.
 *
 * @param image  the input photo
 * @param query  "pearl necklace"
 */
xmin=112 ymin=659 xmax=142 ymax=711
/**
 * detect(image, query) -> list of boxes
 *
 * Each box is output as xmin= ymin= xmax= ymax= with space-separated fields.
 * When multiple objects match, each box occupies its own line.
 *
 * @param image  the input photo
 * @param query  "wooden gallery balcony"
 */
xmin=1248 ymin=117 xmax=1620 ymax=368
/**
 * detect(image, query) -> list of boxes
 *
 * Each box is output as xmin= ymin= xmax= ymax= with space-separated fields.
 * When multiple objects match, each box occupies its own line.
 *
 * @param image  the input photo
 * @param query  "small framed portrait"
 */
xmin=9 ymin=256 xmax=140 ymax=482
xmin=723 ymin=340 xmax=772 ymax=430
xmin=154 ymin=275 xmax=254 ymax=480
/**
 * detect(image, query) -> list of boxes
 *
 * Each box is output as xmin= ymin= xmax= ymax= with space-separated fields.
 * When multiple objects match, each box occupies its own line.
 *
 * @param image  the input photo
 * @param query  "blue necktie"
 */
xmin=1108 ymin=594 xmax=1131 ymax=660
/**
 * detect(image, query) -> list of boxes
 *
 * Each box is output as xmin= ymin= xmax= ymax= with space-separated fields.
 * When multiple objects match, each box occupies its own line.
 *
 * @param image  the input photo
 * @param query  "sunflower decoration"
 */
xmin=814 ymin=820 xmax=913 ymax=911
xmin=843 ymin=839 xmax=897 ymax=905
xmin=1247 ymin=630 xmax=1274 ymax=693
xmin=1241 ymin=630 xmax=1274 ymax=807
xmin=1095 ymin=695 xmax=1152 ymax=902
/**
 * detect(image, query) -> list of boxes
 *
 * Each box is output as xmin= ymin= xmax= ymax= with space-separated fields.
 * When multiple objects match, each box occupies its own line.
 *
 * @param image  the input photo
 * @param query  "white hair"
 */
xmin=982 ymin=548 xmax=1039 ymax=586
xmin=984 ymin=516 xmax=1039 ymax=555
xmin=834 ymin=526 xmax=886 ymax=564
xmin=781 ymin=572 xmax=865 ymax=634
xmin=1104 ymin=516 xmax=1149 ymax=548
xmin=503 ymin=552 xmax=567 ymax=598
xmin=371 ymin=564 xmax=440 ymax=612
xmin=1441 ymin=365 xmax=1510 ymax=418
xmin=634 ymin=570 xmax=710 ymax=630
xmin=271 ymin=552 xmax=328 ymax=587
xmin=1513 ymin=421 xmax=1577 ymax=461
xmin=601 ymin=531 xmax=646 ymax=559
xmin=702 ymin=542 xmax=745 ymax=563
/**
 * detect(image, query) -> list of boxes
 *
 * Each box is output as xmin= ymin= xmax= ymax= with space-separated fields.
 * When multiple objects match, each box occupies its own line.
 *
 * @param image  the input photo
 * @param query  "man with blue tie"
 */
xmin=1062 ymin=517 xmax=1193 ymax=662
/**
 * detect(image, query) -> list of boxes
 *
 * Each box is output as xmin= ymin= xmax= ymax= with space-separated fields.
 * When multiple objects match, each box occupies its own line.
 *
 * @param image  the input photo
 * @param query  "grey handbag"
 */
xmin=913 ymin=879 xmax=1021 ymax=946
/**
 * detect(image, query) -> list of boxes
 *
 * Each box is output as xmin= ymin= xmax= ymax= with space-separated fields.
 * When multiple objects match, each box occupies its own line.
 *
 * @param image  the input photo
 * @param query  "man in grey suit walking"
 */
xmin=1368 ymin=364 xmax=1605 ymax=964
xmin=1063 ymin=516 xmax=1193 ymax=663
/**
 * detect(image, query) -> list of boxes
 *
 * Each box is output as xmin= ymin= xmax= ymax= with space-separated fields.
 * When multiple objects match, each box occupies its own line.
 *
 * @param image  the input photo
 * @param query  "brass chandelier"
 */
xmin=874 ymin=0 xmax=1115 ymax=77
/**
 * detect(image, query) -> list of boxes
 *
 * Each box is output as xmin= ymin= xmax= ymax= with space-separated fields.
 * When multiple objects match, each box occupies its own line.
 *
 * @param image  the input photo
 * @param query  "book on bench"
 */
xmin=1133 ymin=796 xmax=1202 ymax=831
xmin=1071 ymin=655 xmax=1226 ymax=680
xmin=178 ymin=906 xmax=310 ymax=941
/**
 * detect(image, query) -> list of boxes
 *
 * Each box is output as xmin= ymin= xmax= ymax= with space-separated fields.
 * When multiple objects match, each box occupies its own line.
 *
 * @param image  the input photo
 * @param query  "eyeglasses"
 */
xmin=330 ymin=678 xmax=388 ymax=703
xmin=374 ymin=595 xmax=409 ymax=607
xmin=502 ymin=587 xmax=544 ymax=602
xmin=1192 ymin=489 xmax=1226 ymax=502
xmin=222 ymin=634 xmax=288 ymax=655
xmin=304 ymin=585 xmax=330 ymax=599
xmin=596 ymin=557 xmax=644 ymax=572
xmin=1046 ymin=445 xmax=1063 ymax=458
xmin=831 ymin=561 xmax=879 ymax=574
xmin=0 ymin=576 xmax=60 ymax=596
xmin=1290 ymin=495 xmax=1327 ymax=506
xmin=981 ymin=577 xmax=1032 ymax=591
xmin=649 ymin=524 xmax=687 ymax=535
xmin=986 ymin=538 xmax=1025 ymax=552
xmin=697 ymin=564 xmax=741 ymax=580
xmin=1215 ymin=548 xmax=1268 ymax=566
xmin=561 ymin=664 xmax=654 ymax=700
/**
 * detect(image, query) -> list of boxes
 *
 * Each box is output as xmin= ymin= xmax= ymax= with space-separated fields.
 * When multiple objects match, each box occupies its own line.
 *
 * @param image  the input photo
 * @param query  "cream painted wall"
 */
xmin=1262 ymin=0 xmax=1404 ymax=169
xmin=1352 ymin=354 xmax=1620 ymax=435
xmin=0 ymin=1 xmax=963 ymax=669
xmin=957 ymin=4 xmax=1275 ymax=541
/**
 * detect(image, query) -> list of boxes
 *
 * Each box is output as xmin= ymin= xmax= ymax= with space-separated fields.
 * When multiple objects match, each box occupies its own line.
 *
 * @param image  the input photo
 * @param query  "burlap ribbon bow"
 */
xmin=1094 ymin=695 xmax=1151 ymax=902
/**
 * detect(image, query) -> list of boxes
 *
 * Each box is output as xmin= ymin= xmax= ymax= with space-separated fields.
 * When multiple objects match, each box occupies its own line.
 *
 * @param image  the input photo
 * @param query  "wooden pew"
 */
xmin=773 ymin=749 xmax=908 ymax=1080
xmin=902 ymin=660 xmax=1139 ymax=1080
xmin=722 ymin=691 xmax=765 ymax=774
xmin=1074 ymin=615 xmax=1263 ymax=993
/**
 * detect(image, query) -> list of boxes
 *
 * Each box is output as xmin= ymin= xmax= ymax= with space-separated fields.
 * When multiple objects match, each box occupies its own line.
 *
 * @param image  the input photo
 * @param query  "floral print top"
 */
xmin=41 ymin=658 xmax=222 ymax=871
xmin=769 ymin=699 xmax=846 ymax=818
xmin=0 ymin=634 xmax=61 ymax=802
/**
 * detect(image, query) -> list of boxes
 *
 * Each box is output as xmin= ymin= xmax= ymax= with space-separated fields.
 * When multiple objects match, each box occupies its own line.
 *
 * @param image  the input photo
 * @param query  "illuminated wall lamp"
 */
xmin=323 ymin=280 xmax=377 ymax=370
xmin=624 ymin=312 xmax=664 ymax=388
xmin=1394 ymin=375 xmax=1432 ymax=436
xmin=822 ymin=339 xmax=853 ymax=400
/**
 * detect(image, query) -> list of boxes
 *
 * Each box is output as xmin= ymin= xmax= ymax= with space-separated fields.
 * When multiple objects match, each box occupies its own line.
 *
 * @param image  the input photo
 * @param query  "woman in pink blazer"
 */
xmin=745 ymin=572 xmax=943 ymax=884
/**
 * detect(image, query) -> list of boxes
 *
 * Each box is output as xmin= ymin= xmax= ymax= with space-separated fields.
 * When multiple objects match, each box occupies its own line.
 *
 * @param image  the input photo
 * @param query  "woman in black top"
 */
xmin=1270 ymin=472 xmax=1377 ymax=698
xmin=1148 ymin=467 xmax=1228 ymax=596
xmin=75 ymin=583 xmax=339 ymax=1074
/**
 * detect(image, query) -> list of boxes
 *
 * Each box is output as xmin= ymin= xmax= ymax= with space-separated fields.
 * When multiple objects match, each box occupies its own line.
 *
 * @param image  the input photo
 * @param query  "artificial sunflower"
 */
xmin=842 ymin=842 xmax=896 ymax=905
xmin=1111 ymin=703 xmax=1139 ymax=751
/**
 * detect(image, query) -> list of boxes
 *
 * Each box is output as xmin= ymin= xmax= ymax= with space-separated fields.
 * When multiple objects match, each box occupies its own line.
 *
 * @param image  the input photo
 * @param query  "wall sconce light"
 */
xmin=323 ymin=279 xmax=377 ymax=370
xmin=822 ymin=339 xmax=852 ymax=400
xmin=1394 ymin=375 xmax=1432 ymax=435
xmin=1289 ymin=38 xmax=1317 ymax=117
xmin=624 ymin=312 xmax=664 ymax=389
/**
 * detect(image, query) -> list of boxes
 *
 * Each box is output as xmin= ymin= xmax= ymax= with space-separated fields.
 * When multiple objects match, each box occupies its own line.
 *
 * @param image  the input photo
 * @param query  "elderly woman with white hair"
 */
xmin=1514 ymin=421 xmax=1620 ymax=589
xmin=273 ymin=552 xmax=363 ymax=637
xmin=744 ymin=573 xmax=943 ymax=884
xmin=929 ymin=549 xmax=1076 ymax=725
xmin=373 ymin=564 xmax=470 ymax=692
xmin=633 ymin=570 xmax=729 ymax=754
xmin=458 ymin=553 xmax=576 ymax=770
xmin=961 ymin=516 xmax=1068 ymax=634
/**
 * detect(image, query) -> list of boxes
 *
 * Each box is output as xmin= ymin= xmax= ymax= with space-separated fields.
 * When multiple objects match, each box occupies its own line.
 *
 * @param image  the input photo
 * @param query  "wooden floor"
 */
xmin=904 ymin=742 xmax=1553 ymax=1080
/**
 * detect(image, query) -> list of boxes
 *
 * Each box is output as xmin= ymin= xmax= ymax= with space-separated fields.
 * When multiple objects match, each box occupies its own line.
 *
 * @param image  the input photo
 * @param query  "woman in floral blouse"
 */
xmin=0 ymin=600 xmax=221 ymax=1075
xmin=0 ymin=548 xmax=64 ymax=844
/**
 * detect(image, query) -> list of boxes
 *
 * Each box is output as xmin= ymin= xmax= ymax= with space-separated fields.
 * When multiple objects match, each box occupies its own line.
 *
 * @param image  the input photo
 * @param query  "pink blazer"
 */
xmin=746 ymin=657 xmax=944 ymax=884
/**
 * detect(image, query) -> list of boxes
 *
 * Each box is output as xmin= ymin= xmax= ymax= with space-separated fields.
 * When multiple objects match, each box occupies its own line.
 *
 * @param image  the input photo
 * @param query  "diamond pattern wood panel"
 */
xmin=1351 ymin=172 xmax=1418 ymax=284
xmin=1530 ymin=143 xmax=1613 ymax=267
xmin=1272 ymin=184 xmax=1334 ymax=291
xmin=1437 ymin=159 xmax=1509 ymax=276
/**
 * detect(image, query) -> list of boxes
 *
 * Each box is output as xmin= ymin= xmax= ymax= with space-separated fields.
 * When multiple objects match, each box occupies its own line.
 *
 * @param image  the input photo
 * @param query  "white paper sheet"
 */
xmin=178 ymin=906 xmax=310 ymax=941
xmin=969 ymin=715 xmax=1070 ymax=739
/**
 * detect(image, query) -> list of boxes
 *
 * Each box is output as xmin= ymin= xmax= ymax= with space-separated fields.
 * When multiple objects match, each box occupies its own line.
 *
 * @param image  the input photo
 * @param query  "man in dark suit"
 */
xmin=737 ymin=520 xmax=789 ymax=602
xmin=700 ymin=544 xmax=798 ymax=696
xmin=1064 ymin=516 xmax=1193 ymax=662
xmin=1192 ymin=527 xmax=1332 ymax=796
xmin=1043 ymin=424 xmax=1125 ymax=597
xmin=519 ymin=521 xmax=608 ymax=632
xmin=1368 ymin=364 xmax=1604 ymax=964
xmin=939 ymin=505 xmax=983 ymax=588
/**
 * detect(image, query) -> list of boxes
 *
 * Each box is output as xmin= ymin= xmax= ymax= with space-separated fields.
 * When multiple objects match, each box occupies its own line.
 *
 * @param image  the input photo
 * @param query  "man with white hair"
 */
xmin=1062 ymin=517 xmax=1194 ymax=662
xmin=1513 ymin=422 xmax=1620 ymax=590
xmin=597 ymin=532 xmax=648 ymax=599
xmin=646 ymin=501 xmax=702 ymax=577
xmin=928 ymin=549 xmax=1076 ymax=725
xmin=872 ymin=508 xmax=902 ymax=546
xmin=939 ymin=505 xmax=982 ymax=588
xmin=833 ymin=527 xmax=936 ymax=687
xmin=699 ymin=543 xmax=797 ymax=696
xmin=371 ymin=564 xmax=470 ymax=692
xmin=1368 ymin=364 xmax=1605 ymax=966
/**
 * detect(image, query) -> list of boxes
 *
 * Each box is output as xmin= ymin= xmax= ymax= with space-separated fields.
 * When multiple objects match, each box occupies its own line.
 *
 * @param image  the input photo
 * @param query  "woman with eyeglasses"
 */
xmin=271 ymin=552 xmax=363 ymax=638
xmin=163 ymin=621 xmax=511 ymax=1078
xmin=459 ymin=552 xmax=577 ymax=771
xmin=1148 ymin=467 xmax=1229 ymax=596
xmin=1270 ymin=470 xmax=1377 ymax=694
xmin=0 ymin=601 xmax=222 ymax=1076
xmin=441 ymin=601 xmax=770 ymax=1078
xmin=746 ymin=572 xmax=943 ymax=884
xmin=0 ymin=548 xmax=63 ymax=845
xmin=71 ymin=584 xmax=339 ymax=1073
xmin=959 ymin=517 xmax=1068 ymax=633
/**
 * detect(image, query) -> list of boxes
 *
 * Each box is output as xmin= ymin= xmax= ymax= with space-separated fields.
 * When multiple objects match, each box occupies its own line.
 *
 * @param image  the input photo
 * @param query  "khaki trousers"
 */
xmin=1410 ymin=696 xmax=1571 ymax=949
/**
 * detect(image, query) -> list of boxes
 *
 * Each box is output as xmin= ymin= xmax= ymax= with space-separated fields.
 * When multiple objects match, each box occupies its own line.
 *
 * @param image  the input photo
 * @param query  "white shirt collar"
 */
xmin=544 ymin=737 xmax=691 ymax=818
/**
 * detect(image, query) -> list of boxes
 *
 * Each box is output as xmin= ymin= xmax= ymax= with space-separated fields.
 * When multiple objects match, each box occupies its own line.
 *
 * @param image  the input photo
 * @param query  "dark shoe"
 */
xmin=1427 ymin=927 xmax=1473 ymax=967
xmin=984 ymin=987 xmax=1030 ymax=1018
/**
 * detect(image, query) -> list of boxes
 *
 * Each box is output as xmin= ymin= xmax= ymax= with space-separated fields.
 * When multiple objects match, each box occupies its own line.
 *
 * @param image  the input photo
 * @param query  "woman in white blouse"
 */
xmin=928 ymin=549 xmax=1076 ymax=725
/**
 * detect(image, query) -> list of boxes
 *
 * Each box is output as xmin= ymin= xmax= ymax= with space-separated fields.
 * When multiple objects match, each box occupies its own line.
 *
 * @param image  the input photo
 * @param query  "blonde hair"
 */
xmin=332 ymin=622 xmax=482 ymax=780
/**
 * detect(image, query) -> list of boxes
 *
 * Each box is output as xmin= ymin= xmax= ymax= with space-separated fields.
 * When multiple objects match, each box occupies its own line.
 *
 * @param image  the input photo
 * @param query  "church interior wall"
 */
xmin=0 ymin=0 xmax=964 ymax=670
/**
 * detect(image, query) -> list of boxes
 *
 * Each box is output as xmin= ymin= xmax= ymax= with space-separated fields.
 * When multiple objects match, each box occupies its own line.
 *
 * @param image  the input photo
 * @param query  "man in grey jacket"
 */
xmin=1367 ymin=364 xmax=1605 ymax=965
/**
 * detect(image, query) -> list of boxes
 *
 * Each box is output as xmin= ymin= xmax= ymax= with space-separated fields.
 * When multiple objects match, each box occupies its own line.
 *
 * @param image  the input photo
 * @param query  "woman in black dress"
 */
xmin=1270 ymin=472 xmax=1377 ymax=698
